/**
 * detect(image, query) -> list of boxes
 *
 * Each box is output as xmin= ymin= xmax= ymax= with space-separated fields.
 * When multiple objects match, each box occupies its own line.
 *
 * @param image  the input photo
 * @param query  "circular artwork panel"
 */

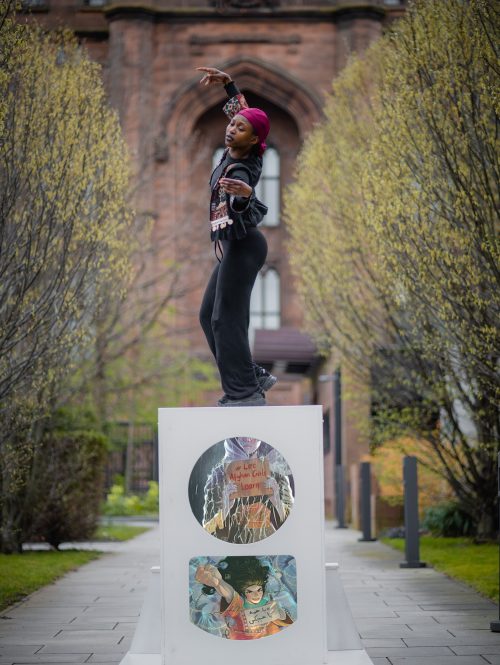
xmin=189 ymin=554 xmax=297 ymax=640
xmin=188 ymin=436 xmax=295 ymax=544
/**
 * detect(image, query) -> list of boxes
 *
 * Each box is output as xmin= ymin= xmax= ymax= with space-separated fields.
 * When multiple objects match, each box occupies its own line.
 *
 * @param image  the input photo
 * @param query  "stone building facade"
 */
xmin=26 ymin=0 xmax=406 ymax=518
xmin=27 ymin=0 xmax=405 ymax=403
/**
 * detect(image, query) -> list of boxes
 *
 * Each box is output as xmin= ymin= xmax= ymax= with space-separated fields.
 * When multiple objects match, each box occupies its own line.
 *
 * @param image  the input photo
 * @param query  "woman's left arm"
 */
xmin=196 ymin=66 xmax=249 ymax=118
xmin=222 ymin=80 xmax=249 ymax=120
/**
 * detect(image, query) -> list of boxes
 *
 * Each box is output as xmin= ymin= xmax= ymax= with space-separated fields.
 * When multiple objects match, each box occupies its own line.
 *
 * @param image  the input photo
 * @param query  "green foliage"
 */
xmin=370 ymin=437 xmax=454 ymax=510
xmin=51 ymin=407 xmax=100 ymax=433
xmin=422 ymin=502 xmax=475 ymax=538
xmin=286 ymin=0 xmax=499 ymax=537
xmin=28 ymin=427 xmax=108 ymax=549
xmin=0 ymin=10 xmax=134 ymax=434
xmin=0 ymin=550 xmax=101 ymax=611
xmin=0 ymin=2 xmax=134 ymax=552
xmin=382 ymin=536 xmax=498 ymax=600
xmin=141 ymin=480 xmax=160 ymax=513
xmin=102 ymin=481 xmax=159 ymax=517
xmin=93 ymin=524 xmax=150 ymax=541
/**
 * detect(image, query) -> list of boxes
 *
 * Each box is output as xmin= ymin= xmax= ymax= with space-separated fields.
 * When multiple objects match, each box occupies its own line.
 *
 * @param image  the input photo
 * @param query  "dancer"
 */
xmin=197 ymin=66 xmax=277 ymax=406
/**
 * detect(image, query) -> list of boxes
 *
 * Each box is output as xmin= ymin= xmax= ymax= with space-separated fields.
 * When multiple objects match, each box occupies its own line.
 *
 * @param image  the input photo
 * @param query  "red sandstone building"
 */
xmin=26 ymin=0 xmax=406 ymax=520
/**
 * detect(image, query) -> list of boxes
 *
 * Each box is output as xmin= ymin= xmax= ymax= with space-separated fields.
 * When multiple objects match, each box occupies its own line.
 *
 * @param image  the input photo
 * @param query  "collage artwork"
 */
xmin=188 ymin=437 xmax=297 ymax=639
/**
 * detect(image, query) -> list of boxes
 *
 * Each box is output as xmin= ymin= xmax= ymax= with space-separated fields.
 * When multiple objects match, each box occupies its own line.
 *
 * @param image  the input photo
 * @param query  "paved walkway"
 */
xmin=326 ymin=524 xmax=500 ymax=665
xmin=0 ymin=527 xmax=160 ymax=665
xmin=1 ymin=524 xmax=499 ymax=664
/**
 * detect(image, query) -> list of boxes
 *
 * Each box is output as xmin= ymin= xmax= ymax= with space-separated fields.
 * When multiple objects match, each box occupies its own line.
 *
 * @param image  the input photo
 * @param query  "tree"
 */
xmin=82 ymin=129 xmax=219 ymax=430
xmin=286 ymin=0 xmax=500 ymax=537
xmin=0 ymin=4 xmax=133 ymax=551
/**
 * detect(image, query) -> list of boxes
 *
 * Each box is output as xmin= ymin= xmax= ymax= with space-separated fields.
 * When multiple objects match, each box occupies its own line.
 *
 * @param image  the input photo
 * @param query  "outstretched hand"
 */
xmin=195 ymin=564 xmax=223 ymax=588
xmin=219 ymin=178 xmax=252 ymax=198
xmin=197 ymin=66 xmax=232 ymax=86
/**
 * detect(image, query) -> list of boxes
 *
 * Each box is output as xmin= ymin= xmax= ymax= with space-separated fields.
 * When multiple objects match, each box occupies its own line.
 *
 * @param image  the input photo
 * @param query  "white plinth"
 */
xmin=119 ymin=406 xmax=373 ymax=665
xmin=120 ymin=652 xmax=371 ymax=665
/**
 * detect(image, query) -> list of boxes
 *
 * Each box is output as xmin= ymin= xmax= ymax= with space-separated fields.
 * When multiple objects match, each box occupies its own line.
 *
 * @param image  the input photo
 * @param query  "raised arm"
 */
xmin=196 ymin=66 xmax=249 ymax=119
xmin=195 ymin=564 xmax=235 ymax=605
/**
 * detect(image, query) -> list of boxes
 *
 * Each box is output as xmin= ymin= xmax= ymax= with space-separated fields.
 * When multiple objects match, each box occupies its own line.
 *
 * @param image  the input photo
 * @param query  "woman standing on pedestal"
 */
xmin=197 ymin=66 xmax=277 ymax=406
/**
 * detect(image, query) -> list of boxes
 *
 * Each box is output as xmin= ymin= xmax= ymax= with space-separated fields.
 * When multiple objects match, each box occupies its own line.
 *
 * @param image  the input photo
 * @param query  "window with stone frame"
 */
xmin=212 ymin=146 xmax=280 ymax=227
xmin=21 ymin=0 xmax=49 ymax=8
xmin=250 ymin=267 xmax=281 ymax=333
xmin=255 ymin=146 xmax=280 ymax=227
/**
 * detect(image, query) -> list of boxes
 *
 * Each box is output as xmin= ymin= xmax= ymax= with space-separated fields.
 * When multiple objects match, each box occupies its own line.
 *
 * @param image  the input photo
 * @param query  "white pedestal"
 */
xmin=120 ymin=406 xmax=372 ymax=665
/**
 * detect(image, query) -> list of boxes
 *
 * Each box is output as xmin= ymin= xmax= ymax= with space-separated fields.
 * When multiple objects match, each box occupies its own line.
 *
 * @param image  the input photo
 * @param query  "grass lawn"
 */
xmin=0 ymin=550 xmax=101 ymax=612
xmin=0 ymin=525 xmax=149 ymax=612
xmin=382 ymin=536 xmax=499 ymax=601
xmin=93 ymin=524 xmax=150 ymax=541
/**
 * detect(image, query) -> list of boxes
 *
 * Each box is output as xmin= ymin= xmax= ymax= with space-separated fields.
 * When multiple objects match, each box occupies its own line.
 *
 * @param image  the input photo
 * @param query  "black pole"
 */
xmin=334 ymin=368 xmax=347 ymax=528
xmin=359 ymin=462 xmax=376 ymax=542
xmin=334 ymin=368 xmax=342 ymax=467
xmin=400 ymin=456 xmax=426 ymax=568
xmin=491 ymin=452 xmax=500 ymax=632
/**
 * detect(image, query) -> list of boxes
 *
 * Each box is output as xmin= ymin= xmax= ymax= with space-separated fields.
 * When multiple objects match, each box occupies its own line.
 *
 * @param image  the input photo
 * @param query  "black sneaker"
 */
xmin=217 ymin=391 xmax=266 ymax=407
xmin=254 ymin=366 xmax=277 ymax=392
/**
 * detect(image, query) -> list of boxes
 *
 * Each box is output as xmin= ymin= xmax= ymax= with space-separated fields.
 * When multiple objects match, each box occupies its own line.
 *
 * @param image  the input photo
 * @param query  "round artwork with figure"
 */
xmin=189 ymin=555 xmax=297 ymax=640
xmin=188 ymin=437 xmax=295 ymax=544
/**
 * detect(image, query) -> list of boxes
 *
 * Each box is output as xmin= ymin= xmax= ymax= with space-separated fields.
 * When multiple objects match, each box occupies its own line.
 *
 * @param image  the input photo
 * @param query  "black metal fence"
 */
xmin=105 ymin=422 xmax=158 ymax=494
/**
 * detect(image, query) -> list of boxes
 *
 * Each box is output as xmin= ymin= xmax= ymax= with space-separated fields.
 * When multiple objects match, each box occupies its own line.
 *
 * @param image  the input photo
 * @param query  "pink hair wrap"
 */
xmin=238 ymin=107 xmax=270 ymax=157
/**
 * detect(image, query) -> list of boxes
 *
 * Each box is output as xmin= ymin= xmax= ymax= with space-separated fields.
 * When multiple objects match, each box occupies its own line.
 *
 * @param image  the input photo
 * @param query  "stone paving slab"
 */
xmin=403 ymin=635 xmax=500 ymax=646
xmin=363 ymin=638 xmax=408 ymax=648
xmin=37 ymin=645 xmax=128 ymax=654
xmin=451 ymin=646 xmax=500 ymax=655
xmin=0 ymin=657 xmax=89 ymax=664
xmin=387 ymin=658 xmax=487 ymax=665
xmin=367 ymin=646 xmax=455 ymax=657
xmin=359 ymin=626 xmax=453 ymax=638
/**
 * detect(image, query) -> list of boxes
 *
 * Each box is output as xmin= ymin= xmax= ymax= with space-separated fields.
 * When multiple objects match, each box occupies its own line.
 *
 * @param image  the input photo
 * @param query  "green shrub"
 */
xmin=28 ymin=429 xmax=108 ymax=548
xmin=142 ymin=481 xmax=159 ymax=513
xmin=422 ymin=502 xmax=475 ymax=537
xmin=103 ymin=483 xmax=128 ymax=516
xmin=102 ymin=480 xmax=159 ymax=516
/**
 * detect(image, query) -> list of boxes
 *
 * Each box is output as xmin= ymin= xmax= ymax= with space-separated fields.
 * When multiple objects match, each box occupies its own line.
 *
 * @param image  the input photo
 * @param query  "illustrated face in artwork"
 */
xmin=244 ymin=584 xmax=264 ymax=604
xmin=188 ymin=437 xmax=295 ymax=544
xmin=237 ymin=437 xmax=261 ymax=455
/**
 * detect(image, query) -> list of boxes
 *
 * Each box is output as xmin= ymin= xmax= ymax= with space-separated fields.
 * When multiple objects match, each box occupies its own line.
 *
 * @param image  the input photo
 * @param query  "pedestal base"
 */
xmin=119 ymin=563 xmax=373 ymax=665
xmin=120 ymin=657 xmax=161 ymax=665
xmin=120 ymin=650 xmax=372 ymax=665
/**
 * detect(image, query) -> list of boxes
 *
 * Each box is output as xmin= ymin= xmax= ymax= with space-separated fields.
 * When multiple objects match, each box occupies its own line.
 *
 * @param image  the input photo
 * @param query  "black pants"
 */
xmin=200 ymin=228 xmax=268 ymax=399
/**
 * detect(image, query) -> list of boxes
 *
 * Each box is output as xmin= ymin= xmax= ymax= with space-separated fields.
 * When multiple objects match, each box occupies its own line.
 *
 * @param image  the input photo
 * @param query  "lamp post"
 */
xmin=319 ymin=369 xmax=347 ymax=529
